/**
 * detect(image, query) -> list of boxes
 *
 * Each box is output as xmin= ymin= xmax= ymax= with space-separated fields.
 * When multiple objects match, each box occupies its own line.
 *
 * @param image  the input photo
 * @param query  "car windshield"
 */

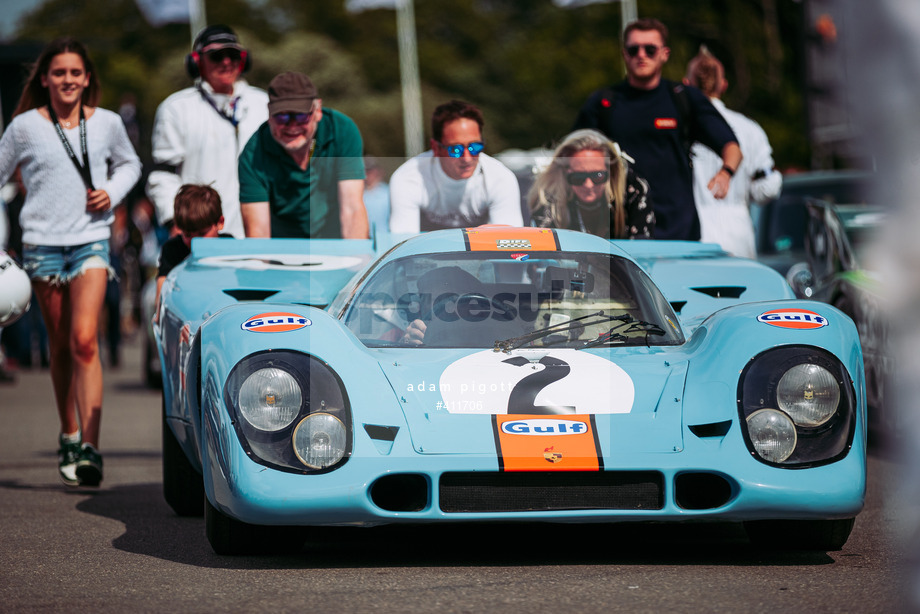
xmin=342 ymin=252 xmax=684 ymax=349
xmin=839 ymin=206 xmax=886 ymax=266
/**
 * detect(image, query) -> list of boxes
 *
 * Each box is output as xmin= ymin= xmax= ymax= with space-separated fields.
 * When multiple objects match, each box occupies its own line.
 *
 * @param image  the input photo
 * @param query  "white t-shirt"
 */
xmin=147 ymin=79 xmax=268 ymax=238
xmin=388 ymin=151 xmax=522 ymax=233
xmin=692 ymin=98 xmax=782 ymax=258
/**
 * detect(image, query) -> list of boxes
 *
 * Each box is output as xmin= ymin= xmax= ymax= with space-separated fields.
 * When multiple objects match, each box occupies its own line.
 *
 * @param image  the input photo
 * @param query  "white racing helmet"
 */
xmin=0 ymin=251 xmax=31 ymax=326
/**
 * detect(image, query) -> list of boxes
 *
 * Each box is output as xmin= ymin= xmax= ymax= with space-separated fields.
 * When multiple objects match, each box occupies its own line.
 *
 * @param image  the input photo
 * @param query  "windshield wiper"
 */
xmin=579 ymin=319 xmax=666 ymax=349
xmin=493 ymin=311 xmax=631 ymax=353
xmin=624 ymin=321 xmax=667 ymax=336
xmin=580 ymin=329 xmax=630 ymax=349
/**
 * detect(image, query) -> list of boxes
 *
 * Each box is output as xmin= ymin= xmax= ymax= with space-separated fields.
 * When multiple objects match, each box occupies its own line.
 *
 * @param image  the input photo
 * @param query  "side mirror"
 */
xmin=785 ymin=262 xmax=814 ymax=298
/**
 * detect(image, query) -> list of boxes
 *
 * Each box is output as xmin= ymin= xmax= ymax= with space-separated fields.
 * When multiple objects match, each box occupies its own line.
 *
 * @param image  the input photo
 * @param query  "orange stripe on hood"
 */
xmin=493 ymin=414 xmax=602 ymax=472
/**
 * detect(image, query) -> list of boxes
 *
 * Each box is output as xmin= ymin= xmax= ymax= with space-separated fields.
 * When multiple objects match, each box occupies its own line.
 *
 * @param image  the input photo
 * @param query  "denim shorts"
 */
xmin=22 ymin=241 xmax=114 ymax=285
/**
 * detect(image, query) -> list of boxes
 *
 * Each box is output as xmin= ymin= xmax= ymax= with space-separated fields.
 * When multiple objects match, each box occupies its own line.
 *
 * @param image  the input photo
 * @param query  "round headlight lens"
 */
xmin=776 ymin=363 xmax=839 ymax=427
xmin=746 ymin=409 xmax=797 ymax=463
xmin=293 ymin=413 xmax=347 ymax=469
xmin=238 ymin=367 xmax=302 ymax=431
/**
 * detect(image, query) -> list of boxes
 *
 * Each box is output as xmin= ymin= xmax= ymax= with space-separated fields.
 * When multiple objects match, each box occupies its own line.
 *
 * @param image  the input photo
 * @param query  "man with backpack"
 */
xmin=573 ymin=18 xmax=742 ymax=241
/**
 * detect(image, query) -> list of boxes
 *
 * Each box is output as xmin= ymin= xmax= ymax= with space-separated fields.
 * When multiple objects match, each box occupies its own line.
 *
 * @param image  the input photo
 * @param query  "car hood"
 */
xmin=376 ymin=348 xmax=686 ymax=455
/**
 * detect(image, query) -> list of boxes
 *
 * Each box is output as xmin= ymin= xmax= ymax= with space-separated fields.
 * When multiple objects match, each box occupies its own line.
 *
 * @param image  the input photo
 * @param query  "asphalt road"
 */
xmin=0 ymin=336 xmax=913 ymax=613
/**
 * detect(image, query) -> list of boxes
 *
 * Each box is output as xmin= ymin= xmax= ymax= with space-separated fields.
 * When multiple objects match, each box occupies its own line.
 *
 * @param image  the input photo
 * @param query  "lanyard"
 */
xmin=47 ymin=104 xmax=95 ymax=190
xmin=571 ymin=199 xmax=607 ymax=235
xmin=196 ymin=83 xmax=240 ymax=129
xmin=574 ymin=204 xmax=587 ymax=233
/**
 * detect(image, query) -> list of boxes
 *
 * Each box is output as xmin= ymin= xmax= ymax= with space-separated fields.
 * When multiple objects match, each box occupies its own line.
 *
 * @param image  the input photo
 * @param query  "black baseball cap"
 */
xmin=193 ymin=25 xmax=243 ymax=54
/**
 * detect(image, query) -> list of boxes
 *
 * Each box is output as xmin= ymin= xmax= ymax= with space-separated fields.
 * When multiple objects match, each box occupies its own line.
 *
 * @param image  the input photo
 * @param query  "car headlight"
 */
xmin=224 ymin=351 xmax=352 ymax=473
xmin=293 ymin=413 xmax=347 ymax=469
xmin=746 ymin=409 xmax=797 ymax=463
xmin=776 ymin=364 xmax=839 ymax=427
xmin=739 ymin=346 xmax=856 ymax=467
xmin=238 ymin=367 xmax=302 ymax=431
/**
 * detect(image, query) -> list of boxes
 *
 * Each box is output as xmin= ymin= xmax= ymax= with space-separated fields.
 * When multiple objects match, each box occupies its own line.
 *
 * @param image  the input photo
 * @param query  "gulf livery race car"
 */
xmin=155 ymin=226 xmax=866 ymax=554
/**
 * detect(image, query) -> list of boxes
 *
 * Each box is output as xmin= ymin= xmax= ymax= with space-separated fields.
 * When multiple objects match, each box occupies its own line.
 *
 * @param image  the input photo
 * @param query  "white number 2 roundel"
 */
xmin=438 ymin=349 xmax=634 ymax=415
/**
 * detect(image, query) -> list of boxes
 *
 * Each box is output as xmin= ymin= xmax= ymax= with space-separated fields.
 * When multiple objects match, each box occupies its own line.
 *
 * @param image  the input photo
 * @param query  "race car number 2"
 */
xmin=438 ymin=349 xmax=634 ymax=415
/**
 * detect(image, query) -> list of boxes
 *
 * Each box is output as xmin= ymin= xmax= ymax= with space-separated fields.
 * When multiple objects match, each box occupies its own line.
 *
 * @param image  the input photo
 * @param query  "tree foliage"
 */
xmin=8 ymin=0 xmax=812 ymax=168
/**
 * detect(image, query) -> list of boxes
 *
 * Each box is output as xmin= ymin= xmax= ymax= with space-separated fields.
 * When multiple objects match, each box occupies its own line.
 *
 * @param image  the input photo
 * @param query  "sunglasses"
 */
xmin=439 ymin=141 xmax=485 ymax=158
xmin=271 ymin=111 xmax=314 ymax=126
xmin=625 ymin=44 xmax=660 ymax=58
xmin=566 ymin=170 xmax=609 ymax=186
xmin=205 ymin=48 xmax=242 ymax=63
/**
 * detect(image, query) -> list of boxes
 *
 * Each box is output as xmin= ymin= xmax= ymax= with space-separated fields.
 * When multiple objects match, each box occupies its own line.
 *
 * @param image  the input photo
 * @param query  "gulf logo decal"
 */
xmin=757 ymin=309 xmax=828 ymax=330
xmin=241 ymin=312 xmax=312 ymax=333
xmin=493 ymin=414 xmax=602 ymax=472
xmin=463 ymin=226 xmax=560 ymax=252
xmin=500 ymin=418 xmax=590 ymax=436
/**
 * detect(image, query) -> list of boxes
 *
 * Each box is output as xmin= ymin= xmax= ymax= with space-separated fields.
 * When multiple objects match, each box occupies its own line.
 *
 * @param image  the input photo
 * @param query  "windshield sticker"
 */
xmin=757 ymin=309 xmax=828 ymax=330
xmin=242 ymin=312 xmax=312 ymax=333
xmin=510 ymin=253 xmax=530 ymax=261
xmin=438 ymin=349 xmax=634 ymax=415
xmin=497 ymin=239 xmax=532 ymax=249
xmin=493 ymin=414 xmax=602 ymax=471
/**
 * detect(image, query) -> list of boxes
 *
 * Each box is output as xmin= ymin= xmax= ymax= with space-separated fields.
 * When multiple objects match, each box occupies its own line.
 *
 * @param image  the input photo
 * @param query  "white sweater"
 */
xmin=0 ymin=108 xmax=141 ymax=246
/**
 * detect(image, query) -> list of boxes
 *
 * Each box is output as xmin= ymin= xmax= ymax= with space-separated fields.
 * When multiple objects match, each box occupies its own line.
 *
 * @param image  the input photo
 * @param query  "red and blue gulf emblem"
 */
xmin=241 ymin=312 xmax=312 ymax=333
xmin=757 ymin=308 xmax=828 ymax=330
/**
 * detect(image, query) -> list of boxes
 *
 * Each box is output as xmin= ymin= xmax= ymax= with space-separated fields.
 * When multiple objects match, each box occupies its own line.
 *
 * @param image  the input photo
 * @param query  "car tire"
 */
xmin=205 ymin=499 xmax=307 ymax=555
xmin=162 ymin=398 xmax=205 ymax=517
xmin=744 ymin=518 xmax=855 ymax=551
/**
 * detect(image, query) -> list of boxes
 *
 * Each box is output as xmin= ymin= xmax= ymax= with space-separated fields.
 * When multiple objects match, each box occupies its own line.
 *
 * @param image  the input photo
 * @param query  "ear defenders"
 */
xmin=185 ymin=48 xmax=251 ymax=80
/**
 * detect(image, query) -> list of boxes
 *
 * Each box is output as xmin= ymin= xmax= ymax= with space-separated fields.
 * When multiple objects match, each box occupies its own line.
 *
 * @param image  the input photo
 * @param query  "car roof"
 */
xmin=780 ymin=170 xmax=874 ymax=204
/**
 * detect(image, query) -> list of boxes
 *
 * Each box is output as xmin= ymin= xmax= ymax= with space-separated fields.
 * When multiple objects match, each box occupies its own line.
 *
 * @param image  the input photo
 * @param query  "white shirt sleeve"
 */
xmin=744 ymin=121 xmax=782 ymax=204
xmin=99 ymin=114 xmax=142 ymax=206
xmin=483 ymin=159 xmax=523 ymax=226
xmin=388 ymin=159 xmax=424 ymax=233
xmin=146 ymin=99 xmax=185 ymax=225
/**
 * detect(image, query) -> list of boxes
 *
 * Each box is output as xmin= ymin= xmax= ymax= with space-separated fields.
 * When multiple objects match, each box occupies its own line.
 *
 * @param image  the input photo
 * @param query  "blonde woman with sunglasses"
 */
xmin=529 ymin=129 xmax=653 ymax=239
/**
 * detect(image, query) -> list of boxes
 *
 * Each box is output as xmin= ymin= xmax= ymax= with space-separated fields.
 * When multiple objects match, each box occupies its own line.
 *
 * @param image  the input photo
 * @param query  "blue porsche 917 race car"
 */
xmin=155 ymin=226 xmax=866 ymax=555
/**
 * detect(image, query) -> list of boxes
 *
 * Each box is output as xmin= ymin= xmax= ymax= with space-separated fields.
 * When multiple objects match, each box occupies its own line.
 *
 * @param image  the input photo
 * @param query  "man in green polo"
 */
xmin=239 ymin=71 xmax=368 ymax=238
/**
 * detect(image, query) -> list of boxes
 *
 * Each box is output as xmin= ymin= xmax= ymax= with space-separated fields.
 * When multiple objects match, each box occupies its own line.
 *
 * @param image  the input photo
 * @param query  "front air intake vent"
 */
xmin=675 ymin=472 xmax=734 ymax=510
xmin=371 ymin=474 xmax=429 ymax=512
xmin=688 ymin=420 xmax=732 ymax=438
xmin=222 ymin=289 xmax=280 ymax=301
xmin=440 ymin=471 xmax=663 ymax=513
xmin=690 ymin=286 xmax=746 ymax=299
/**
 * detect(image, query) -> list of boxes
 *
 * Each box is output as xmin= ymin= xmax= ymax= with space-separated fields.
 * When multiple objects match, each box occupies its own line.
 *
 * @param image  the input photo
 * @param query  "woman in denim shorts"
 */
xmin=0 ymin=38 xmax=141 ymax=487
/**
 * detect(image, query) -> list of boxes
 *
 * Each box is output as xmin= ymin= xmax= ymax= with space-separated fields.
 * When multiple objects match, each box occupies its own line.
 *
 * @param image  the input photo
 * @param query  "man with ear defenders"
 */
xmin=146 ymin=25 xmax=268 ymax=237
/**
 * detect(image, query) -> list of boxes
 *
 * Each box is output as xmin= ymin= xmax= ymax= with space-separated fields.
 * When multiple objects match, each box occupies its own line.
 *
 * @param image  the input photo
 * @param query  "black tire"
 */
xmin=162 ymin=397 xmax=205 ymax=517
xmin=205 ymin=499 xmax=307 ymax=555
xmin=744 ymin=518 xmax=855 ymax=551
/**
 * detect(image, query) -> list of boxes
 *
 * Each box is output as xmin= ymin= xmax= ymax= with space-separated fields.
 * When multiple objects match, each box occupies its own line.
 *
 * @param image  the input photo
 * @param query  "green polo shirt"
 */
xmin=238 ymin=107 xmax=365 ymax=238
